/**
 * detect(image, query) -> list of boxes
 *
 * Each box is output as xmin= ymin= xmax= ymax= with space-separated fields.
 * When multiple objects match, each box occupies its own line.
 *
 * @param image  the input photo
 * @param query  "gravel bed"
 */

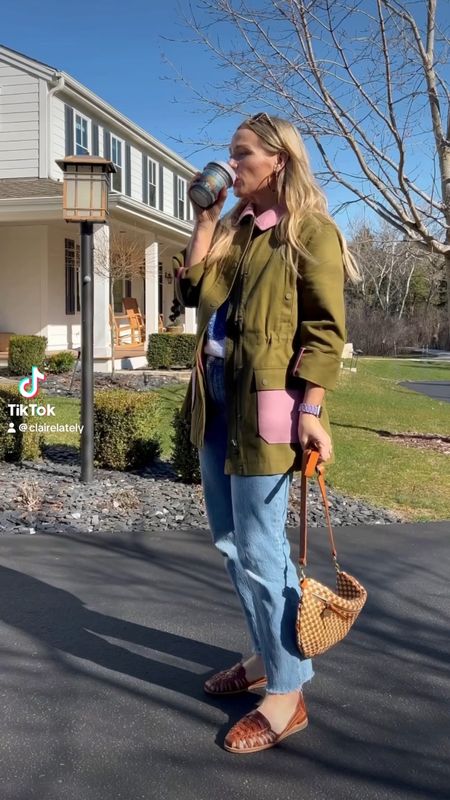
xmin=0 ymin=450 xmax=402 ymax=537
xmin=40 ymin=368 xmax=191 ymax=397
xmin=0 ymin=369 xmax=403 ymax=534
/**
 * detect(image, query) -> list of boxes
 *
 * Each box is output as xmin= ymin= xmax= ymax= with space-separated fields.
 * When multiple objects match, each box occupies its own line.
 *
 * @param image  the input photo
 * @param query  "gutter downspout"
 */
xmin=43 ymin=73 xmax=64 ymax=339
xmin=47 ymin=73 xmax=65 ymax=178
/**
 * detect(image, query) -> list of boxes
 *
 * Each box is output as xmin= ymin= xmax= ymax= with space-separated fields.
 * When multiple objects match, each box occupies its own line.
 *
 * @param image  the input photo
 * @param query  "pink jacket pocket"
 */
xmin=254 ymin=369 xmax=303 ymax=444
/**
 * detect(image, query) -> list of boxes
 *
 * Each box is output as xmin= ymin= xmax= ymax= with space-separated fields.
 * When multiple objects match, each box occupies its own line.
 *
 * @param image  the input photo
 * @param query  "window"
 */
xmin=111 ymin=278 xmax=132 ymax=313
xmin=148 ymin=158 xmax=158 ymax=207
xmin=65 ymin=239 xmax=80 ymax=315
xmin=177 ymin=176 xmax=186 ymax=220
xmin=75 ymin=114 xmax=89 ymax=156
xmin=111 ymin=135 xmax=123 ymax=192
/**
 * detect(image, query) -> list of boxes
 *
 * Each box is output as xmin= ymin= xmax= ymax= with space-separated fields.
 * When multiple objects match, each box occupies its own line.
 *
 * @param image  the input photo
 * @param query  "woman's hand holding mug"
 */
xmin=188 ymin=172 xmax=228 ymax=228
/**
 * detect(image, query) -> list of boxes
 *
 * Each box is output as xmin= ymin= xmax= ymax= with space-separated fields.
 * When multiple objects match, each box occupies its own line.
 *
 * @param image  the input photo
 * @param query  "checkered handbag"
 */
xmin=296 ymin=449 xmax=367 ymax=659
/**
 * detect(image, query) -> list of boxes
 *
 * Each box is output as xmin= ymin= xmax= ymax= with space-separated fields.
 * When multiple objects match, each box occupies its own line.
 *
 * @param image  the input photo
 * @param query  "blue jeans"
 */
xmin=198 ymin=355 xmax=314 ymax=694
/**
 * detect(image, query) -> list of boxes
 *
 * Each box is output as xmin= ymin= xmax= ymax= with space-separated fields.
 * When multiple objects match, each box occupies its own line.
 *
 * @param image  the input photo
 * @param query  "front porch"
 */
xmin=0 ymin=342 xmax=147 ymax=371
xmin=111 ymin=341 xmax=147 ymax=370
xmin=0 ymin=202 xmax=196 ymax=372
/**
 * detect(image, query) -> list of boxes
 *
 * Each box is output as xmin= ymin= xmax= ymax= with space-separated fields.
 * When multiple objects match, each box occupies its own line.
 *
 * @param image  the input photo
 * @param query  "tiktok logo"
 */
xmin=18 ymin=366 xmax=47 ymax=399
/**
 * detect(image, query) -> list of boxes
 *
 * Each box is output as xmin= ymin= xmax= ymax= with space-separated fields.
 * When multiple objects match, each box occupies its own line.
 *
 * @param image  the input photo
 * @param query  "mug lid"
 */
xmin=208 ymin=160 xmax=236 ymax=182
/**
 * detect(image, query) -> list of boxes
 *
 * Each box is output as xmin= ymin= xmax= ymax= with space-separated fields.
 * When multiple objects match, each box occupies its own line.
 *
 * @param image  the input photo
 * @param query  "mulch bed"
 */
xmin=379 ymin=431 xmax=450 ymax=456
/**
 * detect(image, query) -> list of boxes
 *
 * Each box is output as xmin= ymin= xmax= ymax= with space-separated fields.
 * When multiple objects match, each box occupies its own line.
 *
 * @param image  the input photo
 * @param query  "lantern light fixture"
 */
xmin=56 ymin=155 xmax=116 ymax=223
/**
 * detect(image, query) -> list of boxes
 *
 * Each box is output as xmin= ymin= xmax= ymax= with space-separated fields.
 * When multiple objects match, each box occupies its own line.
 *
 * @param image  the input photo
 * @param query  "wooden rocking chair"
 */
xmin=122 ymin=297 xmax=146 ymax=343
xmin=109 ymin=305 xmax=132 ymax=347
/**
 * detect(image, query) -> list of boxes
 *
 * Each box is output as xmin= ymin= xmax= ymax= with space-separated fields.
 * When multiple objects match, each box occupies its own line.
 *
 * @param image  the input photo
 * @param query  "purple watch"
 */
xmin=298 ymin=402 xmax=322 ymax=418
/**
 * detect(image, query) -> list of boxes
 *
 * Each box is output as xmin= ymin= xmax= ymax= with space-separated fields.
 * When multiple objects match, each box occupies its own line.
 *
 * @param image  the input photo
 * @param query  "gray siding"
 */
xmin=50 ymin=95 xmax=65 ymax=180
xmin=0 ymin=62 xmax=39 ymax=178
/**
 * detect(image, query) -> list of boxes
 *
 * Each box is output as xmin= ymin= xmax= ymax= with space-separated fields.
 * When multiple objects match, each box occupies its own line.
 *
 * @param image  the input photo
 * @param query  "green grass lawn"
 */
xmin=38 ymin=395 xmax=83 ymax=448
xmin=40 ymin=357 xmax=450 ymax=522
xmin=325 ymin=358 xmax=450 ymax=521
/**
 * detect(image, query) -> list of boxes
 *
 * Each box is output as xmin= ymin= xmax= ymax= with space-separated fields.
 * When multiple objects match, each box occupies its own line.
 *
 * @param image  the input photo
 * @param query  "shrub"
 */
xmin=170 ymin=334 xmax=196 ymax=367
xmin=45 ymin=351 xmax=77 ymax=374
xmin=8 ymin=335 xmax=47 ymax=376
xmin=93 ymin=388 xmax=161 ymax=471
xmin=147 ymin=333 xmax=196 ymax=369
xmin=171 ymin=408 xmax=201 ymax=484
xmin=0 ymin=383 xmax=44 ymax=462
xmin=147 ymin=334 xmax=173 ymax=369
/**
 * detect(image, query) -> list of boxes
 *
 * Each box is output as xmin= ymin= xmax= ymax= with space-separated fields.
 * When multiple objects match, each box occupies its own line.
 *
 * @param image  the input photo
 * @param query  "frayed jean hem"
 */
xmin=265 ymin=669 xmax=315 ymax=695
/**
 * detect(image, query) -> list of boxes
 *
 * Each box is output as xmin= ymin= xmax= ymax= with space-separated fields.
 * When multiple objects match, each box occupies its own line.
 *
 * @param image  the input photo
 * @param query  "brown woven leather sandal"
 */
xmin=203 ymin=661 xmax=267 ymax=695
xmin=223 ymin=691 xmax=308 ymax=753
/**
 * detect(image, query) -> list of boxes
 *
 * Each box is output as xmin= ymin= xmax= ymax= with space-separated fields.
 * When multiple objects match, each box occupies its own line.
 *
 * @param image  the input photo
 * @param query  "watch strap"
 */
xmin=298 ymin=402 xmax=322 ymax=418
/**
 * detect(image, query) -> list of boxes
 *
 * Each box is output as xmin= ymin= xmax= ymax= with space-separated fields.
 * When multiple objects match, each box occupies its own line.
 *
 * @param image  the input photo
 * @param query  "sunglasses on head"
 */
xmin=248 ymin=111 xmax=276 ymax=128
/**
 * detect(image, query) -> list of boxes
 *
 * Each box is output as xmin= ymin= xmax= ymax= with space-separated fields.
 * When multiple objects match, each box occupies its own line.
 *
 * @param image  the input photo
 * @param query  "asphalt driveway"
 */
xmin=400 ymin=380 xmax=450 ymax=402
xmin=0 ymin=521 xmax=448 ymax=800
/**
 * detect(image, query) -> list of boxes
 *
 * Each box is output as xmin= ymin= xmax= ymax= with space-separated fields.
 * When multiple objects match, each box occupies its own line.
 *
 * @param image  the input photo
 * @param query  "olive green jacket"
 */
xmin=172 ymin=213 xmax=346 ymax=476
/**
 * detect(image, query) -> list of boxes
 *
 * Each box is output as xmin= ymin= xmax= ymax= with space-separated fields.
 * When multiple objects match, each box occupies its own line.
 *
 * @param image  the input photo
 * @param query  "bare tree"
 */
xmin=348 ymin=220 xmax=444 ymax=318
xmin=163 ymin=0 xmax=450 ymax=341
xmin=95 ymin=230 xmax=144 ymax=375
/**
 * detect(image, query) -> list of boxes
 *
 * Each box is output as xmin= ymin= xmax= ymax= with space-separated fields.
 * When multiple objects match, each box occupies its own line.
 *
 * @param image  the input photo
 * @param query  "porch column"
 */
xmin=183 ymin=307 xmax=197 ymax=334
xmin=144 ymin=235 xmax=159 ymax=345
xmin=93 ymin=223 xmax=111 ymax=360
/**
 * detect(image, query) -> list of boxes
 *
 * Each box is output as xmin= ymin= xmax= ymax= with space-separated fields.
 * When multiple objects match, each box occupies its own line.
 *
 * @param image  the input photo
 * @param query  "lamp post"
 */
xmin=56 ymin=156 xmax=116 ymax=483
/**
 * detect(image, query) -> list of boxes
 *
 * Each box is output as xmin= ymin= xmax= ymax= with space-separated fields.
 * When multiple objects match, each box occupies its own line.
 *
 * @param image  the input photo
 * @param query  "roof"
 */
xmin=0 ymin=43 xmax=56 ymax=72
xmin=0 ymin=44 xmax=198 ymax=175
xmin=0 ymin=179 xmax=63 ymax=199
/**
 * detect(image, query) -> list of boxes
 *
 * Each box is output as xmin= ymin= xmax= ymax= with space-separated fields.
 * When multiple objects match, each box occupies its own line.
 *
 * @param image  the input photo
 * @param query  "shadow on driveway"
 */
xmin=0 ymin=522 xmax=448 ymax=800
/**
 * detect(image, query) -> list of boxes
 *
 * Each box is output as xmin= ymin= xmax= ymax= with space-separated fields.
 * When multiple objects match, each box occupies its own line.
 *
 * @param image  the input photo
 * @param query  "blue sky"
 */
xmin=1 ymin=0 xmax=433 ymax=234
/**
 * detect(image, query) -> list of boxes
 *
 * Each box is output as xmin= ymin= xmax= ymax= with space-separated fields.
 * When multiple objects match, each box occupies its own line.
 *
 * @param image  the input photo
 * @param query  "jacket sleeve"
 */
xmin=293 ymin=222 xmax=346 ymax=391
xmin=172 ymin=221 xmax=226 ymax=308
xmin=172 ymin=249 xmax=207 ymax=309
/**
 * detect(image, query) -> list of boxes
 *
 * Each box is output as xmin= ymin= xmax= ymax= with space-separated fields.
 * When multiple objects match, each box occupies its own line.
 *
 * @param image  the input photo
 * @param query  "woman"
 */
xmin=173 ymin=112 xmax=359 ymax=754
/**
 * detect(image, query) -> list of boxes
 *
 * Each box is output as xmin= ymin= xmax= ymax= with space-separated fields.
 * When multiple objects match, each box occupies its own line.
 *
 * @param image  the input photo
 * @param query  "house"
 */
xmin=0 ymin=44 xmax=198 ymax=372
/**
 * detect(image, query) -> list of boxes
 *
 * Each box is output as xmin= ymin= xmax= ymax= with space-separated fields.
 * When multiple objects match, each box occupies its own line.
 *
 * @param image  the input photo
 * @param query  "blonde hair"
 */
xmin=205 ymin=114 xmax=360 ymax=283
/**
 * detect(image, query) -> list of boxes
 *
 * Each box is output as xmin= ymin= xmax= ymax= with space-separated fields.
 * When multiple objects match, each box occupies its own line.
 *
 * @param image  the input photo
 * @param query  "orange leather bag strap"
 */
xmin=299 ymin=449 xmax=338 ymax=573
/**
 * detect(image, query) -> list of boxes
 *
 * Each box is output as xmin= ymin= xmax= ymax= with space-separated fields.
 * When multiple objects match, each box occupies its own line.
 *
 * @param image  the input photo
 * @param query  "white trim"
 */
xmin=108 ymin=194 xmax=194 ymax=239
xmin=74 ymin=111 xmax=90 ymax=155
xmin=0 ymin=194 xmax=194 ymax=240
xmin=38 ymin=79 xmax=47 ymax=177
xmin=0 ymin=45 xmax=57 ymax=81
xmin=177 ymin=176 xmax=187 ymax=220
xmin=110 ymin=133 xmax=124 ymax=193
xmin=148 ymin=156 xmax=158 ymax=208
xmin=0 ymin=196 xmax=63 ymax=222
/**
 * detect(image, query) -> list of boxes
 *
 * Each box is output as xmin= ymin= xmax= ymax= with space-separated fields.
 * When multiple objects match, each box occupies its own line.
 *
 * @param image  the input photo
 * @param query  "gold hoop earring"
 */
xmin=269 ymin=168 xmax=279 ymax=194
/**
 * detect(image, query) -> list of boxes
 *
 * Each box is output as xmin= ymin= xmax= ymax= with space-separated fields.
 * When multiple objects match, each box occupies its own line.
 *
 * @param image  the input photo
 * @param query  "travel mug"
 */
xmin=188 ymin=161 xmax=236 ymax=209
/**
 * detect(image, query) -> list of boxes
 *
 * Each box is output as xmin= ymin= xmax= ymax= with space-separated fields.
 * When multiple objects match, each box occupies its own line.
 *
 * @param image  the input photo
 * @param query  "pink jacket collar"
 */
xmin=237 ymin=202 xmax=287 ymax=230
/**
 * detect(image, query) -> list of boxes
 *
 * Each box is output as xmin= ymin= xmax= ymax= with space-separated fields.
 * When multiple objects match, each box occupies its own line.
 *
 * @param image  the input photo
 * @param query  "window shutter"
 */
xmin=142 ymin=154 xmax=148 ymax=204
xmin=91 ymin=122 xmax=99 ymax=156
xmin=65 ymin=239 xmax=75 ymax=315
xmin=173 ymin=173 xmax=178 ymax=218
xmin=64 ymin=105 xmax=74 ymax=155
xmin=159 ymin=164 xmax=164 ymax=211
xmin=103 ymin=129 xmax=111 ymax=160
xmin=125 ymin=144 xmax=131 ymax=196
